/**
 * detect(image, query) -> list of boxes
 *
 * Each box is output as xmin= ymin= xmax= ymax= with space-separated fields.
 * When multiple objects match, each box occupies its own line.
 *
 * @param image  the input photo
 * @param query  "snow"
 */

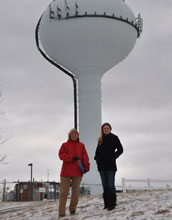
xmin=0 ymin=189 xmax=172 ymax=220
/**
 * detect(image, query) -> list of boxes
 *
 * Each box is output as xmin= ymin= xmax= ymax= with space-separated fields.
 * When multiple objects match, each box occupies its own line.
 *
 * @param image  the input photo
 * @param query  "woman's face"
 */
xmin=103 ymin=125 xmax=111 ymax=135
xmin=70 ymin=132 xmax=79 ymax=141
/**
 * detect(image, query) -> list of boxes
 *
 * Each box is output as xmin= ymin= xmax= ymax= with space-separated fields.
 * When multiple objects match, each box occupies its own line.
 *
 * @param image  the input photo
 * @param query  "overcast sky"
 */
xmin=0 ymin=0 xmax=172 ymax=188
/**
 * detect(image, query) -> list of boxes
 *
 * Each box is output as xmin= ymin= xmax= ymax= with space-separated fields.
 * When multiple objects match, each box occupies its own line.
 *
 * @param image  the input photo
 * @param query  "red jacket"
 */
xmin=59 ymin=139 xmax=90 ymax=177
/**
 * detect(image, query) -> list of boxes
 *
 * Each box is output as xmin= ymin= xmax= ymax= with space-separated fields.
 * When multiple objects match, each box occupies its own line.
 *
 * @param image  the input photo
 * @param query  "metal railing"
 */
xmin=122 ymin=178 xmax=172 ymax=192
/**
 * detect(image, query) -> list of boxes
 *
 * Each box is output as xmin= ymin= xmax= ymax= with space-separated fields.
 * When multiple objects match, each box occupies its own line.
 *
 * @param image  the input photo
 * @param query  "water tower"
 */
xmin=36 ymin=0 xmax=142 ymax=186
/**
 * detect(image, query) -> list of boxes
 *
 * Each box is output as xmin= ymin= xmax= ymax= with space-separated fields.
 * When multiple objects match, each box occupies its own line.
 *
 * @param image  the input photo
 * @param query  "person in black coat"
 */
xmin=94 ymin=122 xmax=123 ymax=211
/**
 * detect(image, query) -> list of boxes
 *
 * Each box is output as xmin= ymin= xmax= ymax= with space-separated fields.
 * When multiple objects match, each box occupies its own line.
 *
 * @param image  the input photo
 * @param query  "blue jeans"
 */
xmin=99 ymin=170 xmax=116 ymax=194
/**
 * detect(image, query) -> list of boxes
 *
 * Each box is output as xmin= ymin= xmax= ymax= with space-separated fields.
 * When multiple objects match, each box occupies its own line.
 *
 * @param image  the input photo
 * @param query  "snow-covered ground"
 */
xmin=0 ymin=189 xmax=172 ymax=220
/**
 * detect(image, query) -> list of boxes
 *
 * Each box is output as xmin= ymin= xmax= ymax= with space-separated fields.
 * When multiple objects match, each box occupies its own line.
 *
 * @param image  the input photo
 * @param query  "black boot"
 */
xmin=107 ymin=192 xmax=116 ymax=211
xmin=103 ymin=192 xmax=108 ymax=209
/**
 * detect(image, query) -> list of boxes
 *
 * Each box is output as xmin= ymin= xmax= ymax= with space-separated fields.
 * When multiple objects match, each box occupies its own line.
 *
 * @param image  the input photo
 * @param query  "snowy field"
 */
xmin=0 ymin=189 xmax=172 ymax=220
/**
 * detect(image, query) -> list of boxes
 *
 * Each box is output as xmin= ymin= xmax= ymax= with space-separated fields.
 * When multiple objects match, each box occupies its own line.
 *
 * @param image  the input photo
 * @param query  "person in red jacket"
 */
xmin=58 ymin=128 xmax=90 ymax=218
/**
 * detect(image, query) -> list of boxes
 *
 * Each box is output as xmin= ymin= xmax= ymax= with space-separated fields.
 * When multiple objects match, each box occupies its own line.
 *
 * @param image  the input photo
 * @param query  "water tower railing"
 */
xmin=48 ymin=3 xmax=143 ymax=38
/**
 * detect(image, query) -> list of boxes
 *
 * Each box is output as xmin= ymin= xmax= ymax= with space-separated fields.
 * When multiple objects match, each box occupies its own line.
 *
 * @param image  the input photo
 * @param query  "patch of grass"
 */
xmin=131 ymin=211 xmax=144 ymax=217
xmin=155 ymin=209 xmax=170 ymax=215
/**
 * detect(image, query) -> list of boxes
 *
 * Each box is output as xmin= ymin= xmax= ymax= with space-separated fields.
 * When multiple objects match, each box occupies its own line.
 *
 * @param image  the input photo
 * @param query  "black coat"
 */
xmin=94 ymin=133 xmax=123 ymax=171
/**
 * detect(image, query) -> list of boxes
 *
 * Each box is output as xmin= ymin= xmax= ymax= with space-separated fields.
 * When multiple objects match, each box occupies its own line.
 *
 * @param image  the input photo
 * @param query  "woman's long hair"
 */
xmin=98 ymin=123 xmax=112 ymax=143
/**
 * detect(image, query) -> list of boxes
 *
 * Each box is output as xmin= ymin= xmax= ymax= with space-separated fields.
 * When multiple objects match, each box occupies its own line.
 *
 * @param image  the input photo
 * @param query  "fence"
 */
xmin=1 ymin=178 xmax=172 ymax=201
xmin=0 ymin=180 xmax=60 ymax=201
xmin=122 ymin=178 xmax=172 ymax=192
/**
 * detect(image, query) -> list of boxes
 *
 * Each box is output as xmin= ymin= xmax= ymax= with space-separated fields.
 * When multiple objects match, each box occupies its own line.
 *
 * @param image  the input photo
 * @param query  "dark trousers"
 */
xmin=99 ymin=170 xmax=116 ymax=194
xmin=99 ymin=170 xmax=117 ymax=210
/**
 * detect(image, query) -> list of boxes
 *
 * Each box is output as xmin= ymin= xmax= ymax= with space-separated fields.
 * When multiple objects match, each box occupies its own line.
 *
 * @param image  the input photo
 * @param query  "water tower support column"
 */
xmin=77 ymin=71 xmax=103 ymax=184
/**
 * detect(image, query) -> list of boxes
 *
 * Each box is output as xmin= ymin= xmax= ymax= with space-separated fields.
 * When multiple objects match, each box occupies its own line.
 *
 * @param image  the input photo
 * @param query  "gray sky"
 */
xmin=0 ymin=0 xmax=172 ymax=186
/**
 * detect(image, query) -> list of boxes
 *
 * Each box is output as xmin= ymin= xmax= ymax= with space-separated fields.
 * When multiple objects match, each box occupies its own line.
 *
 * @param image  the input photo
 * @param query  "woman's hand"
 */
xmin=73 ymin=155 xmax=79 ymax=161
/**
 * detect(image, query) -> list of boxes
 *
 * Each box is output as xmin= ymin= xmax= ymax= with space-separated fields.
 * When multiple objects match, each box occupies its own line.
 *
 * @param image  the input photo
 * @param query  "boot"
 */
xmin=103 ymin=192 xmax=108 ymax=209
xmin=107 ymin=192 xmax=116 ymax=211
